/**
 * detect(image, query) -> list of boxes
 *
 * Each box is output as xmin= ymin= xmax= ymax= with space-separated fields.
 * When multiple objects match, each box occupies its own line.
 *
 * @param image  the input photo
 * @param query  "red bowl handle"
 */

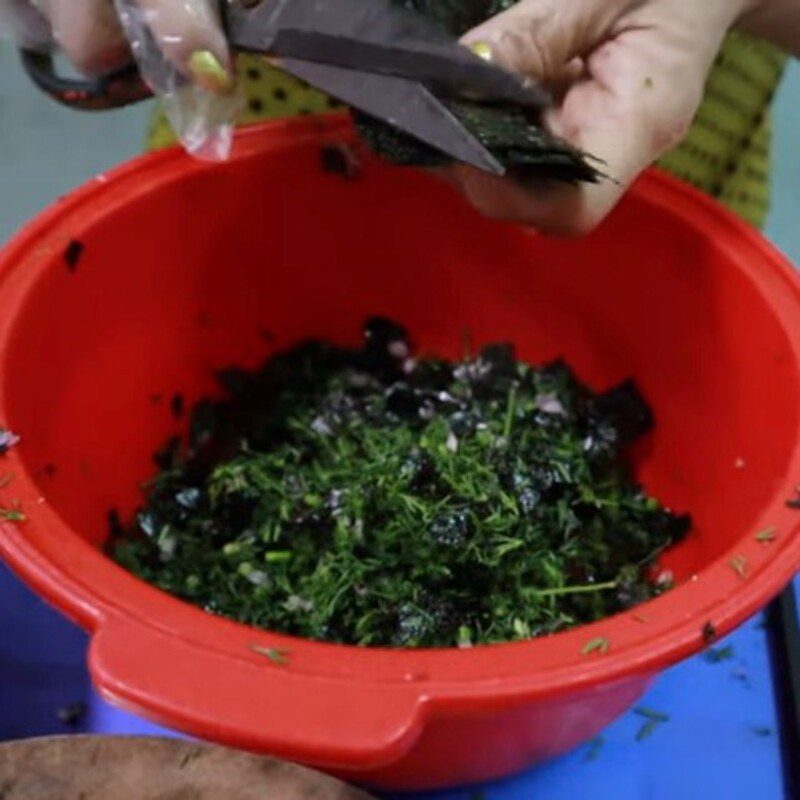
xmin=88 ymin=616 xmax=425 ymax=769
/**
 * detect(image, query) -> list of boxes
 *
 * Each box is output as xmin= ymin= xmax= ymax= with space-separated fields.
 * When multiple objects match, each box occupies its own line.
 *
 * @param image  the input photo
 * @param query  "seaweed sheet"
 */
xmin=355 ymin=0 xmax=600 ymax=183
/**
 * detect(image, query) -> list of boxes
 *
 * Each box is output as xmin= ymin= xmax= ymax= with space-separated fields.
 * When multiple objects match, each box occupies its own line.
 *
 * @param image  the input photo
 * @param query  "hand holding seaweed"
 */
xmin=451 ymin=0 xmax=759 ymax=234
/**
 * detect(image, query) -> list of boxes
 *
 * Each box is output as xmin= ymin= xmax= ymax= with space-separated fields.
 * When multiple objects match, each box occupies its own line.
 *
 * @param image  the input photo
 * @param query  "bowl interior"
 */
xmin=3 ymin=129 xmax=798 ymax=589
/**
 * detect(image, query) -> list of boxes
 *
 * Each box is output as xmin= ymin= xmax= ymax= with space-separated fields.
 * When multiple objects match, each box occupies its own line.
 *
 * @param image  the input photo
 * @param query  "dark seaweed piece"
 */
xmin=57 ymin=701 xmax=86 ymax=726
xmin=171 ymin=392 xmax=185 ymax=419
xmin=320 ymin=143 xmax=362 ymax=180
xmin=64 ymin=239 xmax=84 ymax=272
xmin=113 ymin=319 xmax=689 ymax=648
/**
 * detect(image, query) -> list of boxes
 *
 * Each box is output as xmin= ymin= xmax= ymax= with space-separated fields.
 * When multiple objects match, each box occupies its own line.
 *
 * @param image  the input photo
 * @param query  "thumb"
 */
xmin=461 ymin=0 xmax=635 ymax=82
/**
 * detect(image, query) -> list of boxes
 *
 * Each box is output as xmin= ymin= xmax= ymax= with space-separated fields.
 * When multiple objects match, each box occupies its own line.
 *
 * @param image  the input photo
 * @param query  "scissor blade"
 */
xmin=279 ymin=58 xmax=504 ymax=176
xmin=226 ymin=0 xmax=548 ymax=109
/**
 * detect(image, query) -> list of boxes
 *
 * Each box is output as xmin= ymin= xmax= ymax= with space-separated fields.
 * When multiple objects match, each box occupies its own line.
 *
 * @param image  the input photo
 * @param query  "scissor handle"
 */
xmin=19 ymin=49 xmax=153 ymax=111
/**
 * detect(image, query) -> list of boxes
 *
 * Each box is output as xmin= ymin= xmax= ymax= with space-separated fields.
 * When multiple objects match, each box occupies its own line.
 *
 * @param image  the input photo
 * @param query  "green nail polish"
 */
xmin=188 ymin=50 xmax=234 ymax=94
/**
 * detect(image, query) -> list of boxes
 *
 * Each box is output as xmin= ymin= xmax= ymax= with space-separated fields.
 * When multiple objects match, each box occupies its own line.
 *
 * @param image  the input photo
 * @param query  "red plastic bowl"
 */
xmin=1 ymin=116 xmax=799 ymax=791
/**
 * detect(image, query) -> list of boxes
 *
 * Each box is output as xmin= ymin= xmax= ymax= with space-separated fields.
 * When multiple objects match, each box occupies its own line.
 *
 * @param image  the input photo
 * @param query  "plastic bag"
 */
xmin=0 ymin=0 xmax=240 ymax=161
xmin=113 ymin=0 xmax=240 ymax=160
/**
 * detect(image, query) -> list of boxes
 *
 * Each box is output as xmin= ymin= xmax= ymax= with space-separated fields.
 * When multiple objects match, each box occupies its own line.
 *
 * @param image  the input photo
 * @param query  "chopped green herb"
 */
xmin=755 ymin=527 xmax=777 ymax=543
xmin=704 ymin=645 xmax=735 ymax=664
xmin=632 ymin=612 xmax=650 ymax=624
xmin=635 ymin=719 xmax=661 ymax=742
xmin=583 ymin=735 xmax=605 ymax=762
xmin=634 ymin=707 xmax=670 ymax=723
xmin=730 ymin=555 xmax=748 ymax=578
xmin=250 ymin=645 xmax=291 ymax=666
xmin=113 ymin=319 xmax=689 ymax=648
xmin=582 ymin=637 xmax=611 ymax=656
xmin=0 ymin=502 xmax=25 ymax=522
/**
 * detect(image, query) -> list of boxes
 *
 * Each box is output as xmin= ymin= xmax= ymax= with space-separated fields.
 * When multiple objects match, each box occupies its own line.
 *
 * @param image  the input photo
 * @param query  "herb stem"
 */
xmin=529 ymin=580 xmax=618 ymax=598
xmin=503 ymin=384 xmax=517 ymax=439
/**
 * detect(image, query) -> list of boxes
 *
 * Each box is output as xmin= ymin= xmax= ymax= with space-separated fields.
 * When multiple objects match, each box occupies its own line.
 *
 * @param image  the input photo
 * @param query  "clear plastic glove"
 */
xmin=457 ymin=0 xmax=761 ymax=235
xmin=1 ymin=0 xmax=238 ymax=159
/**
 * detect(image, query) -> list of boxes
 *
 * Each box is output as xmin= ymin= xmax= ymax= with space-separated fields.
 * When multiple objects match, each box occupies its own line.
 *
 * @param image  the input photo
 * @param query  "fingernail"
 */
xmin=188 ymin=50 xmax=235 ymax=94
xmin=469 ymin=41 xmax=493 ymax=62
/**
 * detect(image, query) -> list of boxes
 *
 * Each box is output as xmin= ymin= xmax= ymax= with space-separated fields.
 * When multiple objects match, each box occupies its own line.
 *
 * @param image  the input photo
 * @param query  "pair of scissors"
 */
xmin=19 ymin=0 xmax=550 ymax=175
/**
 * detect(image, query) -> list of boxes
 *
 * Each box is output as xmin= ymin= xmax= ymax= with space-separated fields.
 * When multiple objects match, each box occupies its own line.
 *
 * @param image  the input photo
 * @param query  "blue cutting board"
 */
xmin=0 ymin=564 xmax=791 ymax=799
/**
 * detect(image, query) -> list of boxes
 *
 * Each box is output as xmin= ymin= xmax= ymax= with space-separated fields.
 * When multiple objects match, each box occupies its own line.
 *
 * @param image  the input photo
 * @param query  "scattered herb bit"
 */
xmin=730 ymin=555 xmax=748 ymax=578
xmin=786 ymin=488 xmax=800 ymax=510
xmin=702 ymin=621 xmax=717 ymax=643
xmin=320 ymin=143 xmax=362 ymax=180
xmin=704 ymin=644 xmax=735 ymax=664
xmin=751 ymin=726 xmax=772 ymax=737
xmin=582 ymin=637 xmax=611 ymax=656
xmin=635 ymin=719 xmax=661 ymax=742
xmin=644 ymin=77 xmax=654 ymax=89
xmin=633 ymin=613 xmax=650 ymax=624
xmin=634 ymin=707 xmax=670 ymax=723
xmin=250 ymin=645 xmax=291 ymax=665
xmin=57 ymin=701 xmax=86 ymax=726
xmin=171 ymin=392 xmax=185 ymax=419
xmin=755 ymin=527 xmax=777 ymax=543
xmin=731 ymin=667 xmax=749 ymax=685
xmin=0 ymin=428 xmax=20 ymax=455
xmin=64 ymin=239 xmax=84 ymax=272
xmin=583 ymin=735 xmax=605 ymax=763
xmin=0 ymin=502 xmax=25 ymax=522
xmin=0 ymin=473 xmax=14 ymax=489
xmin=112 ymin=319 xmax=689 ymax=648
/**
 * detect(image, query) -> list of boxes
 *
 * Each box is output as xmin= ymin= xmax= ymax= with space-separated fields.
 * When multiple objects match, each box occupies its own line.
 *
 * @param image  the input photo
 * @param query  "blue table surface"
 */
xmin=0 ymin=562 xmax=794 ymax=800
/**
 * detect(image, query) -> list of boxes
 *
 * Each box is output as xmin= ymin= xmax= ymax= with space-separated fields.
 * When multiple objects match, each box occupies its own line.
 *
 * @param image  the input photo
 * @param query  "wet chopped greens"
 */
xmin=354 ymin=0 xmax=600 ymax=184
xmin=114 ymin=318 xmax=689 ymax=648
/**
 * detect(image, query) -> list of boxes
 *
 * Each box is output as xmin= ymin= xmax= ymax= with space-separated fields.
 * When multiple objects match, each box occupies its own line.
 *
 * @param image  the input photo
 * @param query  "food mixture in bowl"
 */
xmin=113 ymin=318 xmax=689 ymax=648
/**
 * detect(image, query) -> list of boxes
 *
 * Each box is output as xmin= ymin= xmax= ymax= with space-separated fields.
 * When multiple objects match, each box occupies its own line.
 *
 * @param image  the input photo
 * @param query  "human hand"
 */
xmin=456 ymin=0 xmax=759 ymax=235
xmin=1 ymin=0 xmax=236 ymax=157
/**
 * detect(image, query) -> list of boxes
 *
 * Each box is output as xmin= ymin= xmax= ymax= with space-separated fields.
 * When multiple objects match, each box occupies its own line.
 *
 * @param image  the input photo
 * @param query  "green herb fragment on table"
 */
xmin=704 ymin=644 xmax=735 ymax=664
xmin=114 ymin=318 xmax=689 ymax=648
xmin=354 ymin=1 xmax=601 ymax=184
xmin=633 ymin=707 xmax=670 ymax=723
xmin=583 ymin=735 xmax=605 ymax=762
